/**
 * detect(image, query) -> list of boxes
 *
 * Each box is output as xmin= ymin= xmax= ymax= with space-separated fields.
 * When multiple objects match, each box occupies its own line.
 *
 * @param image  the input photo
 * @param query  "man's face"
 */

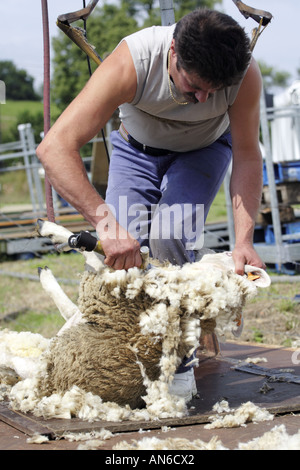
xmin=169 ymin=40 xmax=220 ymax=104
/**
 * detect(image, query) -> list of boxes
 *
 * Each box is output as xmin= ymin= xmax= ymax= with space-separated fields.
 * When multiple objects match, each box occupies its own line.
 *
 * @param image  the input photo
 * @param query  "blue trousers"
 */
xmin=105 ymin=130 xmax=232 ymax=371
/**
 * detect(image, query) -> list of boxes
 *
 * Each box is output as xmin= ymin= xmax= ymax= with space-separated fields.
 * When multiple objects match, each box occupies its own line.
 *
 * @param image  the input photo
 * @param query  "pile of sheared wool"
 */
xmin=113 ymin=424 xmax=300 ymax=450
xmin=114 ymin=435 xmax=227 ymax=450
xmin=0 ymin=329 xmax=50 ymax=402
xmin=237 ymin=424 xmax=300 ymax=450
xmin=0 ymin=329 xmax=49 ymax=378
xmin=26 ymin=424 xmax=300 ymax=450
xmin=8 ymin=380 xmax=186 ymax=423
xmin=112 ymin=402 xmax=299 ymax=451
xmin=204 ymin=400 xmax=274 ymax=429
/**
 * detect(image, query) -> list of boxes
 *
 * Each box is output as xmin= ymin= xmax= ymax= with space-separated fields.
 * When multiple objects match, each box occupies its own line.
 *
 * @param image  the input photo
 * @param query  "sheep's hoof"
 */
xmin=38 ymin=266 xmax=49 ymax=277
xmin=36 ymin=218 xmax=45 ymax=234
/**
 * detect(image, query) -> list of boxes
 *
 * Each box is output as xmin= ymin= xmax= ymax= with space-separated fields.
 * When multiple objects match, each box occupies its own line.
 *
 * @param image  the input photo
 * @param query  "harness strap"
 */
xmin=57 ymin=0 xmax=102 ymax=66
xmin=232 ymin=0 xmax=273 ymax=51
xmin=57 ymin=1 xmax=273 ymax=64
xmin=232 ymin=0 xmax=272 ymax=26
xmin=58 ymin=0 xmax=99 ymax=23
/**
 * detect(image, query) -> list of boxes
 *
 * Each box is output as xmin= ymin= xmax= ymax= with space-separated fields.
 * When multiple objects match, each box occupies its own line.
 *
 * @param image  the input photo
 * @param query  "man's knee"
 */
xmin=149 ymin=203 xmax=204 ymax=264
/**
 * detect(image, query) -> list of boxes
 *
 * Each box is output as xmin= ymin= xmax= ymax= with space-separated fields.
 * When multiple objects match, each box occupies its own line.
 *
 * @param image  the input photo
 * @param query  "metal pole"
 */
xmin=223 ymin=164 xmax=235 ymax=250
xmin=260 ymin=89 xmax=284 ymax=268
xmin=25 ymin=124 xmax=45 ymax=213
xmin=18 ymin=124 xmax=37 ymax=214
xmin=159 ymin=0 xmax=175 ymax=26
xmin=41 ymin=0 xmax=55 ymax=223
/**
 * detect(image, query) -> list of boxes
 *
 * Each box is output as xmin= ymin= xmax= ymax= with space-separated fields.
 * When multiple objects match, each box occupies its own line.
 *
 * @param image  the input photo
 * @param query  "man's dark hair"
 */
xmin=173 ymin=8 xmax=252 ymax=88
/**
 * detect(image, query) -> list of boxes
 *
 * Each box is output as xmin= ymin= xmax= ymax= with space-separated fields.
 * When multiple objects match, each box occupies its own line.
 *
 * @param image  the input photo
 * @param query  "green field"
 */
xmin=0 ymin=100 xmax=43 ymax=207
xmin=206 ymin=186 xmax=227 ymax=223
xmin=0 ymin=250 xmax=299 ymax=347
xmin=2 ymin=99 xmax=44 ymax=118
xmin=0 ymin=99 xmax=61 ymax=144
xmin=0 ymin=100 xmax=43 ymax=136
xmin=1 ymin=100 xmax=60 ymax=123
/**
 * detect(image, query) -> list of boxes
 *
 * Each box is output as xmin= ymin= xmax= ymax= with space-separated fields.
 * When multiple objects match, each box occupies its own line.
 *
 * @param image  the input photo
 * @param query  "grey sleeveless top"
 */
xmin=119 ymin=25 xmax=242 ymax=152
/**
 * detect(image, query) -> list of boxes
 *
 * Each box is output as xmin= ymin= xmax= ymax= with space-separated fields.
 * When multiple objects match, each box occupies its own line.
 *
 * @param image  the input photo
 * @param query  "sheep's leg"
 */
xmin=39 ymin=267 xmax=83 ymax=335
xmin=37 ymin=219 xmax=74 ymax=247
xmin=37 ymin=219 xmax=104 ymax=272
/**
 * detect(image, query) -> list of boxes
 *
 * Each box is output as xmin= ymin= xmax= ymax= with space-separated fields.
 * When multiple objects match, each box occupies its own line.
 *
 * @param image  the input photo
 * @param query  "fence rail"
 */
xmin=224 ymin=91 xmax=300 ymax=272
xmin=0 ymin=122 xmax=107 ymax=217
xmin=1 ymin=101 xmax=300 ymax=272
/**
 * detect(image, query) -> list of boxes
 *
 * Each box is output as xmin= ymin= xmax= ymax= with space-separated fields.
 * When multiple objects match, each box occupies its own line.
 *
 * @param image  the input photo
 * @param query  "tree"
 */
xmin=132 ymin=0 xmax=222 ymax=27
xmin=258 ymin=60 xmax=291 ymax=92
xmin=122 ymin=0 xmax=222 ymax=22
xmin=51 ymin=0 xmax=223 ymax=110
xmin=52 ymin=3 xmax=139 ymax=111
xmin=0 ymin=61 xmax=40 ymax=101
xmin=174 ymin=0 xmax=222 ymax=19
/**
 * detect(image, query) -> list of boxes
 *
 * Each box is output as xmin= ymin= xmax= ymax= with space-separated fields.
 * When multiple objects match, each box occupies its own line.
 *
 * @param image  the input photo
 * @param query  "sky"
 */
xmin=0 ymin=0 xmax=299 ymax=92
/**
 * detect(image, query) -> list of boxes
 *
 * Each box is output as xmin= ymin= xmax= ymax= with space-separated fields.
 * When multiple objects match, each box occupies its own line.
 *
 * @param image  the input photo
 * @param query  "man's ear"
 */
xmin=170 ymin=38 xmax=176 ymax=55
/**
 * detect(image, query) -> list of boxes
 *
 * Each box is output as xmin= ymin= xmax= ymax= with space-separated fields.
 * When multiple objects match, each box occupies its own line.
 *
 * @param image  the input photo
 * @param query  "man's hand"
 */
xmin=232 ymin=242 xmax=266 ymax=276
xmin=98 ymin=220 xmax=142 ymax=270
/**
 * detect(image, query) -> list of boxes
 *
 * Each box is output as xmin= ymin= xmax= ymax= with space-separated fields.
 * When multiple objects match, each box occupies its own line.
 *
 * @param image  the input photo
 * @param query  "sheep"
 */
xmin=0 ymin=220 xmax=271 ymax=421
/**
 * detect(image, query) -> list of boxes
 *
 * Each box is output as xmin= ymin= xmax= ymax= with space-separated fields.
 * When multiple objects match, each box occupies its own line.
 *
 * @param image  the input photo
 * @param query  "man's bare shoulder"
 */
xmin=90 ymin=40 xmax=137 ymax=106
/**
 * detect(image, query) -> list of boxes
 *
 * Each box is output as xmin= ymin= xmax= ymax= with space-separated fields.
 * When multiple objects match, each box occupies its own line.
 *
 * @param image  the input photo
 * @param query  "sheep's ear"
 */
xmin=244 ymin=266 xmax=271 ymax=288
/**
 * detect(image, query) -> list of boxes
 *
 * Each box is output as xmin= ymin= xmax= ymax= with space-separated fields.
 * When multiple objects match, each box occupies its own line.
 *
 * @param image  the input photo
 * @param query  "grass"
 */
xmin=0 ymin=100 xmax=60 ymax=207
xmin=0 ymin=249 xmax=299 ymax=348
xmin=2 ymin=310 xmax=65 ymax=338
xmin=0 ymin=99 xmax=61 ymax=143
xmin=0 ymin=170 xmax=33 ymax=207
xmin=251 ymin=327 xmax=264 ymax=344
xmin=206 ymin=185 xmax=228 ymax=224
xmin=1 ymin=100 xmax=44 ymax=119
xmin=0 ymin=252 xmax=84 ymax=338
xmin=0 ymin=100 xmax=43 ymax=136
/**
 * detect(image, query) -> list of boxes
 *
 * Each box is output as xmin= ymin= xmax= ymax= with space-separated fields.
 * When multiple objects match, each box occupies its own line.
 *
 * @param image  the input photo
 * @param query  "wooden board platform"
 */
xmin=0 ymin=342 xmax=299 ymax=450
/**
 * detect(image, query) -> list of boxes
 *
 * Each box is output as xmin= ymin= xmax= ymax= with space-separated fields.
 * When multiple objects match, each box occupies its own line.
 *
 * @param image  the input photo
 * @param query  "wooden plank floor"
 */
xmin=1 ymin=412 xmax=299 ymax=451
xmin=0 ymin=341 xmax=299 ymax=450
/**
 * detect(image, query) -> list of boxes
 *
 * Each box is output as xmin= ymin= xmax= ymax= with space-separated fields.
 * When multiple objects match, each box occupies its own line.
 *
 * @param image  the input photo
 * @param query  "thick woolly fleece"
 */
xmin=0 ymin=250 xmax=270 ymax=421
xmin=38 ymin=256 xmax=260 ymax=409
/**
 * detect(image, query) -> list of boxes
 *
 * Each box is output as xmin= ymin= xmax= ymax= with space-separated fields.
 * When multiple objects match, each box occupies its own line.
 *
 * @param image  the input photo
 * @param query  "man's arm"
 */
xmin=228 ymin=58 xmax=266 ymax=274
xmin=36 ymin=41 xmax=141 ymax=270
